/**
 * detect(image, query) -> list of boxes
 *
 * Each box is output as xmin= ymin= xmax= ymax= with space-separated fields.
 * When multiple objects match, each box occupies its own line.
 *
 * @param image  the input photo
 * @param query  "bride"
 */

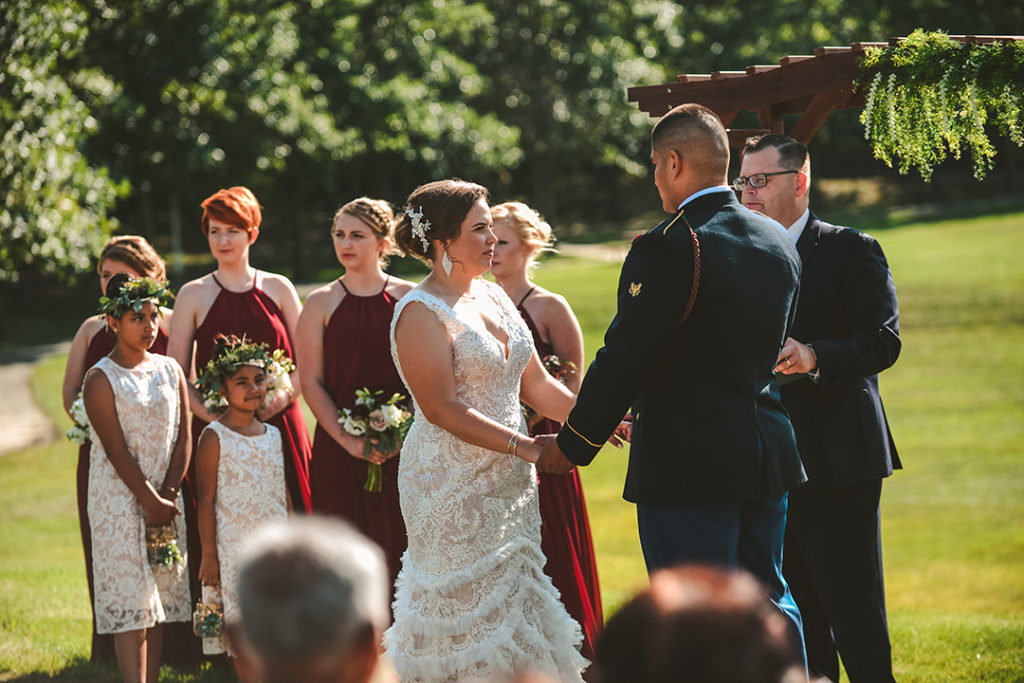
xmin=385 ymin=179 xmax=589 ymax=682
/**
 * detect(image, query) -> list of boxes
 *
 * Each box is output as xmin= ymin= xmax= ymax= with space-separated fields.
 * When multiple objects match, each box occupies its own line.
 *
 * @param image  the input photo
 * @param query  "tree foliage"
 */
xmin=0 ymin=0 xmax=125 ymax=283
xmin=860 ymin=31 xmax=1024 ymax=181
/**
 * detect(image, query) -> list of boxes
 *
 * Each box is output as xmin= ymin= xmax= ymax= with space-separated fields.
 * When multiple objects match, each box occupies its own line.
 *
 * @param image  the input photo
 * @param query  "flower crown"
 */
xmin=194 ymin=335 xmax=295 ymax=414
xmin=98 ymin=277 xmax=174 ymax=318
xmin=407 ymin=206 xmax=431 ymax=251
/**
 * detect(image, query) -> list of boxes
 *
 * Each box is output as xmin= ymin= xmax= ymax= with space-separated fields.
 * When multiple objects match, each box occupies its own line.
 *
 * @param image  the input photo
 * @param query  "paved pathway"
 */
xmin=0 ymin=342 xmax=70 ymax=455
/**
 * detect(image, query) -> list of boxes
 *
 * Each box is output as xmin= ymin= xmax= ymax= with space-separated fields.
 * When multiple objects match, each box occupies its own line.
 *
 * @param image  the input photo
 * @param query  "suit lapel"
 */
xmin=797 ymin=214 xmax=822 ymax=264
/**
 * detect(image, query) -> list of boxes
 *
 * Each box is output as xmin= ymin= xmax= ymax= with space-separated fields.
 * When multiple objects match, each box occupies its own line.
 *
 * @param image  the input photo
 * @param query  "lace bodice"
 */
xmin=385 ymin=279 xmax=586 ymax=683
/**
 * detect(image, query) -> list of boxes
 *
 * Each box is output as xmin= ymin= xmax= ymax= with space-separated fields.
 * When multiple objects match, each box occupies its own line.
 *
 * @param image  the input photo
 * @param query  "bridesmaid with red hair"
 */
xmin=296 ymin=197 xmax=414 ymax=612
xmin=169 ymin=187 xmax=311 ymax=515
xmin=62 ymin=235 xmax=172 ymax=663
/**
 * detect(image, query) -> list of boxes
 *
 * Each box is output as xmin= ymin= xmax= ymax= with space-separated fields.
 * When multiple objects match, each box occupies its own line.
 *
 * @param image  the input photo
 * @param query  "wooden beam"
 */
xmin=746 ymin=65 xmax=780 ymax=75
xmin=788 ymin=88 xmax=848 ymax=143
xmin=717 ymin=110 xmax=741 ymax=127
xmin=677 ymin=74 xmax=712 ymax=83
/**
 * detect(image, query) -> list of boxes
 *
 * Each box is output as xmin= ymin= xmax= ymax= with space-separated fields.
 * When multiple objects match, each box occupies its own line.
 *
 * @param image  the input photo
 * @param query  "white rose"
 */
xmin=369 ymin=410 xmax=388 ymax=432
xmin=380 ymin=403 xmax=404 ymax=429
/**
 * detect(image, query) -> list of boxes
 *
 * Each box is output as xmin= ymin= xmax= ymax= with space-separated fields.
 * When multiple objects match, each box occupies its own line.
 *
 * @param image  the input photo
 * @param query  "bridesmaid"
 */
xmin=168 ymin=186 xmax=311 ymax=515
xmin=296 ymin=197 xmax=414 ymax=610
xmin=62 ymin=236 xmax=171 ymax=663
xmin=489 ymin=200 xmax=603 ymax=660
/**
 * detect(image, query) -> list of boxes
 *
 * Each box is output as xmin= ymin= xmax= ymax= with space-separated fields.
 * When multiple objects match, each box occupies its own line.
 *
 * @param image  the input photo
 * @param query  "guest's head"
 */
xmin=200 ymin=186 xmax=262 ymax=265
xmin=591 ymin=566 xmax=803 ymax=683
xmin=232 ymin=516 xmax=389 ymax=683
xmin=738 ymin=134 xmax=810 ymax=227
xmin=489 ymin=201 xmax=555 ymax=279
xmin=332 ymin=197 xmax=399 ymax=269
xmin=97 ymin=236 xmax=167 ymax=295
xmin=650 ymin=103 xmax=730 ymax=213
xmin=100 ymin=274 xmax=173 ymax=352
xmin=393 ymin=179 xmax=492 ymax=278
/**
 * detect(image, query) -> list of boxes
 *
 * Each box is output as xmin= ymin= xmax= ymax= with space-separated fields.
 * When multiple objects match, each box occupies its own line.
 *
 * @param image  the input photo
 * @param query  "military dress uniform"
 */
xmin=555 ymin=187 xmax=807 ymax=648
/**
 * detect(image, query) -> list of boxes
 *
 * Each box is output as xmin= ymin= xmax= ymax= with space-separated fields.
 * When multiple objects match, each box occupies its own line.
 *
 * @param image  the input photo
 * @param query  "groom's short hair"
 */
xmin=651 ymin=103 xmax=730 ymax=182
xmin=593 ymin=566 xmax=801 ymax=683
xmin=234 ymin=516 xmax=388 ymax=678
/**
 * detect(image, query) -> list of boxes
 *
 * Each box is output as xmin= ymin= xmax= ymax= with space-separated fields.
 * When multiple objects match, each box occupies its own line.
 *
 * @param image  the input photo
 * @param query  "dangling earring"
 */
xmin=442 ymin=249 xmax=453 ymax=277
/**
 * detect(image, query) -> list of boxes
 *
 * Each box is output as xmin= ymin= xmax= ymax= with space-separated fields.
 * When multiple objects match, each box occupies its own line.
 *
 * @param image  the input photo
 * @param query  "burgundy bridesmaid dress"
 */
xmin=309 ymin=278 xmax=407 ymax=614
xmin=76 ymin=326 xmax=168 ymax=662
xmin=517 ymin=288 xmax=603 ymax=661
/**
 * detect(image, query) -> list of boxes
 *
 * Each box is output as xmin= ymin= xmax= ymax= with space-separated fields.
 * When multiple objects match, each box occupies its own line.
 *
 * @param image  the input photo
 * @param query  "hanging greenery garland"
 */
xmin=858 ymin=30 xmax=1024 ymax=181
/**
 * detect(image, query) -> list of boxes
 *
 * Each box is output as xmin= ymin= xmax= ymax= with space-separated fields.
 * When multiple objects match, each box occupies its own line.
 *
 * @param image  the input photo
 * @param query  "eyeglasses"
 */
xmin=732 ymin=170 xmax=799 ymax=192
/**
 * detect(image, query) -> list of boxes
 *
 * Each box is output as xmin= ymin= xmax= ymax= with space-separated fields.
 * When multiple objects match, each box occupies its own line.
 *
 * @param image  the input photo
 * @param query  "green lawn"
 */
xmin=2 ymin=211 xmax=1023 ymax=680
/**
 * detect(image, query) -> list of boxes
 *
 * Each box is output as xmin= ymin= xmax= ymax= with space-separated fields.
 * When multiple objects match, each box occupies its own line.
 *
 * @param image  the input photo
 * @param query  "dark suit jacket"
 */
xmin=782 ymin=213 xmax=901 ymax=491
xmin=556 ymin=190 xmax=806 ymax=506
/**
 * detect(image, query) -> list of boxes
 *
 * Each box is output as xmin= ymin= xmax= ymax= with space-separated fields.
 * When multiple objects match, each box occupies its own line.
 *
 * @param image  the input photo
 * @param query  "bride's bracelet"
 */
xmin=506 ymin=433 xmax=520 ymax=457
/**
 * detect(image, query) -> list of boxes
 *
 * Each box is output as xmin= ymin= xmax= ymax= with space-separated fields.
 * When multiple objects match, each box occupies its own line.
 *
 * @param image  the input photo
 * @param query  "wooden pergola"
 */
xmin=627 ymin=35 xmax=1023 ymax=148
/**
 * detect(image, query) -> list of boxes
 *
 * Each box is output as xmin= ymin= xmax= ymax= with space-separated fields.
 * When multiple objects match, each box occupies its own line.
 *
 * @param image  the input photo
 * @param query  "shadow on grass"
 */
xmin=0 ymin=659 xmax=237 ymax=683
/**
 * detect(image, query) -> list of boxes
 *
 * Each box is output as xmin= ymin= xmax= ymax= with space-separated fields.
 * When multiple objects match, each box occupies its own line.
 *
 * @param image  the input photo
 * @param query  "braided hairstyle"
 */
xmin=333 ymin=197 xmax=400 ymax=266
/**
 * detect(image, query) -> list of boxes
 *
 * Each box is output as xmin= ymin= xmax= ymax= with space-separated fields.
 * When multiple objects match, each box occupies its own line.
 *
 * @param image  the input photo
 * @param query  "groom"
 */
xmin=538 ymin=103 xmax=807 ymax=650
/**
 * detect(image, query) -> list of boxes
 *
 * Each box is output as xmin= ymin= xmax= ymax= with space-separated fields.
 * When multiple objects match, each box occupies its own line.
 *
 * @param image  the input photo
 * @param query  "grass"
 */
xmin=2 ymin=211 xmax=1023 ymax=680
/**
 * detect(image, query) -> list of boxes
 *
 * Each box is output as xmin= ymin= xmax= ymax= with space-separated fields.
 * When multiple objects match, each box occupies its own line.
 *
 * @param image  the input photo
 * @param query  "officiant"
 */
xmin=738 ymin=133 xmax=901 ymax=683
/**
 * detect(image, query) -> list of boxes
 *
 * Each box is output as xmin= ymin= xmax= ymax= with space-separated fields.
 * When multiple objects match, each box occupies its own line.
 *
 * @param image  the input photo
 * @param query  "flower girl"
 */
xmin=81 ymin=273 xmax=191 ymax=683
xmin=194 ymin=334 xmax=290 ymax=665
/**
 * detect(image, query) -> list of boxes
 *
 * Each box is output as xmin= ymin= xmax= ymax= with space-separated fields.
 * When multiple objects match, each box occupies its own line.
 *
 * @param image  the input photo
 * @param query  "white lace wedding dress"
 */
xmin=385 ymin=279 xmax=587 ymax=683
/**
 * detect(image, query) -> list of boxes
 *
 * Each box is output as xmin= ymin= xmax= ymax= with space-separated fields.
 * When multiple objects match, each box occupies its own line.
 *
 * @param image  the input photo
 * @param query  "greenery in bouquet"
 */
xmin=338 ymin=388 xmax=413 ymax=492
xmin=523 ymin=354 xmax=577 ymax=427
xmin=146 ymin=524 xmax=184 ymax=571
xmin=194 ymin=336 xmax=295 ymax=415
xmin=65 ymin=393 xmax=91 ymax=445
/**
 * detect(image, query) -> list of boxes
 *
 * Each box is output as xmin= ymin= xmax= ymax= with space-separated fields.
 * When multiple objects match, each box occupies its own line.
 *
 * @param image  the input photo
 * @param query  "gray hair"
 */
xmin=235 ymin=516 xmax=389 ymax=662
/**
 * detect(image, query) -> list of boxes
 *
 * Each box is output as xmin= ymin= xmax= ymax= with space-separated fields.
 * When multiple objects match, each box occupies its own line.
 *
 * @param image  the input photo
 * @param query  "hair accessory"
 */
xmin=407 ymin=206 xmax=431 ymax=252
xmin=194 ymin=335 xmax=295 ymax=415
xmin=441 ymin=249 xmax=453 ymax=276
xmin=98 ymin=277 xmax=174 ymax=318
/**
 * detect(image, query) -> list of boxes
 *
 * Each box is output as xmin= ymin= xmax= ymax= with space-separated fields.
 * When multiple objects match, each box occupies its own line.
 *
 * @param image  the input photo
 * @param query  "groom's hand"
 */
xmin=537 ymin=436 xmax=576 ymax=474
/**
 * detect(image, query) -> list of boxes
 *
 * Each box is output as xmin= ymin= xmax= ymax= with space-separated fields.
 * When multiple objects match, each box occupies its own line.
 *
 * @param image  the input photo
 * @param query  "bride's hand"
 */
xmin=515 ymin=435 xmax=541 ymax=464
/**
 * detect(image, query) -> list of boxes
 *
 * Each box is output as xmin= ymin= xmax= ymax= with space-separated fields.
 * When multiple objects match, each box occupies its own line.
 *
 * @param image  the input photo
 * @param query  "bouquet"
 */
xmin=338 ymin=388 xmax=413 ymax=492
xmin=193 ymin=597 xmax=223 ymax=638
xmin=195 ymin=339 xmax=295 ymax=415
xmin=145 ymin=523 xmax=184 ymax=571
xmin=66 ymin=393 xmax=91 ymax=445
xmin=523 ymin=354 xmax=578 ymax=427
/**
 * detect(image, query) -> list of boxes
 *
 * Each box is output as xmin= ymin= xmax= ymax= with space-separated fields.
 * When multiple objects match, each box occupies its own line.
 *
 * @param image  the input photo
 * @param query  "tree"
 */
xmin=0 ymin=0 xmax=125 ymax=283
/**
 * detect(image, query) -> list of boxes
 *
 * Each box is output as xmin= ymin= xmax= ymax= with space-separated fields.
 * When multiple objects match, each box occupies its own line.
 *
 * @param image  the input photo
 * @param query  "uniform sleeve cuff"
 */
xmin=556 ymin=422 xmax=602 ymax=466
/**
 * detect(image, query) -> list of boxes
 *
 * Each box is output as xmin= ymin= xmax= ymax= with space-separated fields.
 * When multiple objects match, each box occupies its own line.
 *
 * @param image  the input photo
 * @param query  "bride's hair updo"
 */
xmin=333 ymin=197 xmax=401 ymax=266
xmin=490 ymin=201 xmax=556 ymax=268
xmin=393 ymin=179 xmax=489 ymax=263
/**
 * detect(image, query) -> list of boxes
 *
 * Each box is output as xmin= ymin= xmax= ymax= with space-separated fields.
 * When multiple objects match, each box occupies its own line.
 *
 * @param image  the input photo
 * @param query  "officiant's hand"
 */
xmin=775 ymin=337 xmax=817 ymax=375
xmin=537 ymin=437 xmax=576 ymax=474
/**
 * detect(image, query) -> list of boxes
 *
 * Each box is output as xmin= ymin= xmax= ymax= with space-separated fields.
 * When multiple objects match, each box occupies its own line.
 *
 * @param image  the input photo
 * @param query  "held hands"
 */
xmin=536 ymin=437 xmax=576 ymax=474
xmin=144 ymin=493 xmax=180 ymax=527
xmin=198 ymin=554 xmax=220 ymax=588
xmin=608 ymin=419 xmax=632 ymax=448
xmin=775 ymin=337 xmax=817 ymax=375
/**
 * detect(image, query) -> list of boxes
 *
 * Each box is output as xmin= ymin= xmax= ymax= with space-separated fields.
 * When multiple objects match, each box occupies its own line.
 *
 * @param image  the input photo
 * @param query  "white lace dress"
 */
xmin=87 ymin=355 xmax=191 ymax=634
xmin=384 ymin=279 xmax=587 ymax=683
xmin=201 ymin=420 xmax=288 ymax=655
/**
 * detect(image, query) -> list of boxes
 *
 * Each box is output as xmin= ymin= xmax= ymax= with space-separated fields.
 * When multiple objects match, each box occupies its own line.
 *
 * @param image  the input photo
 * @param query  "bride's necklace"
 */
xmin=428 ymin=276 xmax=475 ymax=301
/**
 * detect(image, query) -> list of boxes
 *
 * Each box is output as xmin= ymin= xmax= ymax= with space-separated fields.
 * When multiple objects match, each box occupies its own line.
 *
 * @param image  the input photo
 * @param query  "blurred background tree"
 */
xmin=0 ymin=0 xmax=126 ymax=285
xmin=3 ymin=0 xmax=1023 ymax=297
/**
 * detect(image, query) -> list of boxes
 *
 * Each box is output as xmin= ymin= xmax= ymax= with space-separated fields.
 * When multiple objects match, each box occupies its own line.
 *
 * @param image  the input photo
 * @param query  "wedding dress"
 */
xmin=385 ymin=279 xmax=587 ymax=683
